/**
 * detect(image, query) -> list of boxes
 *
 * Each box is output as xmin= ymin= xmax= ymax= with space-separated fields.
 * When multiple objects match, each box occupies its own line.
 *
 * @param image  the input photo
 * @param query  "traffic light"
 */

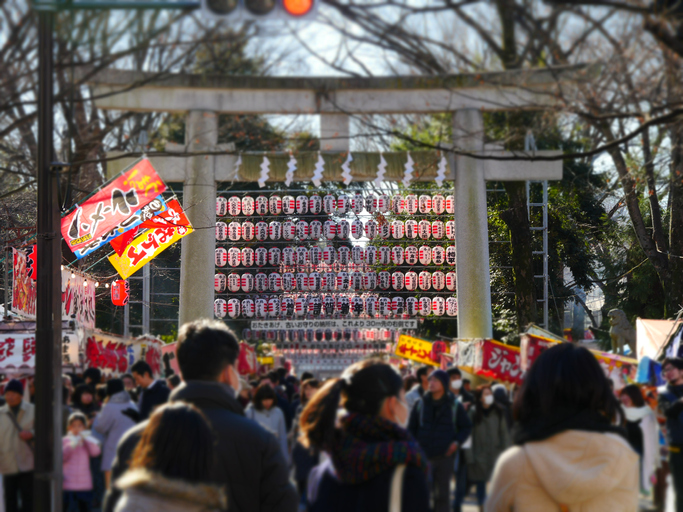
xmin=203 ymin=0 xmax=317 ymax=19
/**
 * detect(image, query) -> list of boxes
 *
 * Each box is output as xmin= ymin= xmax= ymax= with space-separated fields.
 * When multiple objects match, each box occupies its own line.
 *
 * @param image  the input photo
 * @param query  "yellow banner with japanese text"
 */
xmin=108 ymin=198 xmax=192 ymax=279
xmin=395 ymin=334 xmax=438 ymax=366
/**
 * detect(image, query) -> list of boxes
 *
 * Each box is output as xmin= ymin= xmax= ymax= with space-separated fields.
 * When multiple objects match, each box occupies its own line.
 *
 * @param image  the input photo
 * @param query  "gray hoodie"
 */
xmin=93 ymin=391 xmax=137 ymax=471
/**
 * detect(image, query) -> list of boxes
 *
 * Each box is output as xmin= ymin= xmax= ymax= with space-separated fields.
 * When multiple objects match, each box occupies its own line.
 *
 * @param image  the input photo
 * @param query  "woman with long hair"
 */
xmin=301 ymin=359 xmax=429 ymax=512
xmin=486 ymin=343 xmax=639 ymax=512
xmin=464 ymin=384 xmax=510 ymax=511
xmin=619 ymin=384 xmax=660 ymax=494
xmin=114 ymin=403 xmax=225 ymax=512
xmin=245 ymin=383 xmax=289 ymax=463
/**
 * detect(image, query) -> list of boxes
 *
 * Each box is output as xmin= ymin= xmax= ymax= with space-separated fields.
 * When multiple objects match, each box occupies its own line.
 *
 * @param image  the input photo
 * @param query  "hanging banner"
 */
xmin=73 ymin=195 xmax=168 ymax=260
xmin=395 ymin=334 xmax=438 ymax=366
xmin=0 ymin=332 xmax=79 ymax=370
xmin=251 ymin=319 xmax=418 ymax=330
xmin=62 ymin=159 xmax=167 ymax=254
xmin=61 ymin=270 xmax=97 ymax=328
xmin=474 ymin=339 xmax=524 ymax=385
xmin=11 ymin=249 xmax=37 ymax=319
xmin=108 ymin=198 xmax=193 ymax=280
xmin=161 ymin=342 xmax=181 ymax=376
xmin=238 ymin=342 xmax=258 ymax=375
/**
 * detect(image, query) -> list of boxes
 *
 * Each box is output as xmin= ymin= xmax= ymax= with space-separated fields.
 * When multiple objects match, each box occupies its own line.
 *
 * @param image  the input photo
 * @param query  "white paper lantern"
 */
xmin=242 ymin=196 xmax=255 ymax=216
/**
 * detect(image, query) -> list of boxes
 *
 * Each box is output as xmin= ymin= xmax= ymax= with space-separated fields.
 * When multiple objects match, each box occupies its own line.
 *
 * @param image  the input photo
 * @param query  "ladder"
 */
xmin=527 ymin=180 xmax=549 ymax=329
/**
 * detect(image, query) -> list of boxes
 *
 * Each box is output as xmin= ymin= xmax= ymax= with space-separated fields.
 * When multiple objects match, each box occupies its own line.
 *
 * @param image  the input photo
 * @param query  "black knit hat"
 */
xmin=106 ymin=379 xmax=124 ymax=397
xmin=4 ymin=379 xmax=23 ymax=395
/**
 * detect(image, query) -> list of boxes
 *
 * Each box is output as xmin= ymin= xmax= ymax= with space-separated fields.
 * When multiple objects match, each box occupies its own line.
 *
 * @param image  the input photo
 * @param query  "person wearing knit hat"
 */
xmin=408 ymin=368 xmax=472 ymax=512
xmin=93 ymin=378 xmax=138 ymax=488
xmin=0 ymin=378 xmax=35 ymax=512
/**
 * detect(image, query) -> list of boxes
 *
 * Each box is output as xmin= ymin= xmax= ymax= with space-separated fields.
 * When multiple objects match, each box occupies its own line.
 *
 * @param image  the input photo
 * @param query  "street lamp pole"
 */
xmin=35 ymin=7 xmax=63 ymax=512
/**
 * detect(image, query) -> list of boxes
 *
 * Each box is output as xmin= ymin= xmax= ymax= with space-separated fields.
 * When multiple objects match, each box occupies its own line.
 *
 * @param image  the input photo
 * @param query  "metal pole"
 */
xmin=142 ymin=263 xmax=150 ymax=334
xmin=3 ymin=236 xmax=9 ymax=321
xmin=35 ymin=9 xmax=63 ymax=512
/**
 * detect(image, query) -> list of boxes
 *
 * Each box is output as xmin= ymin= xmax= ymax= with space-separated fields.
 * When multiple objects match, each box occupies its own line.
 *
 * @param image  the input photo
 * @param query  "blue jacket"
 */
xmin=408 ymin=391 xmax=472 ymax=459
xmin=138 ymin=380 xmax=171 ymax=421
xmin=658 ymin=383 xmax=683 ymax=445
xmin=308 ymin=458 xmax=429 ymax=512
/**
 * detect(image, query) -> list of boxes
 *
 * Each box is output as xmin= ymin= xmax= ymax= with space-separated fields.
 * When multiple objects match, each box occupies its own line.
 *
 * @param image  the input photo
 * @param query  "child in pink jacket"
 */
xmin=63 ymin=412 xmax=101 ymax=512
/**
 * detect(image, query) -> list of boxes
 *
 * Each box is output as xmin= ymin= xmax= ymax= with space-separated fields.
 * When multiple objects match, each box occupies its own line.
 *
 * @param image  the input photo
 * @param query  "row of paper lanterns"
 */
xmin=215 ymin=270 xmax=457 ymax=293
xmin=215 ymin=295 xmax=458 ymax=318
xmin=216 ymin=218 xmax=455 ymax=242
xmin=217 ymin=193 xmax=455 ymax=217
xmin=216 ymin=245 xmax=456 ymax=268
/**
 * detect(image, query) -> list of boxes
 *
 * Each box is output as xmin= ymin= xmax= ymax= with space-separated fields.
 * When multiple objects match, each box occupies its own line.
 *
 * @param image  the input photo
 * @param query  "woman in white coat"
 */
xmin=246 ymin=383 xmax=289 ymax=464
xmin=619 ymin=384 xmax=660 ymax=493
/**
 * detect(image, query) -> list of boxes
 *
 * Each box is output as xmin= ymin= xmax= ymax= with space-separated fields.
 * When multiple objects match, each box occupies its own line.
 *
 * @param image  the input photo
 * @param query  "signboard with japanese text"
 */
xmin=252 ymin=319 xmax=418 ymax=330
xmin=238 ymin=342 xmax=258 ymax=375
xmin=161 ymin=342 xmax=181 ymax=376
xmin=0 ymin=332 xmax=79 ymax=370
xmin=108 ymin=198 xmax=193 ymax=280
xmin=61 ymin=159 xmax=167 ymax=254
xmin=83 ymin=331 xmax=164 ymax=377
xmin=474 ymin=339 xmax=524 ymax=385
xmin=73 ymin=195 xmax=168 ymax=259
xmin=395 ymin=334 xmax=438 ymax=366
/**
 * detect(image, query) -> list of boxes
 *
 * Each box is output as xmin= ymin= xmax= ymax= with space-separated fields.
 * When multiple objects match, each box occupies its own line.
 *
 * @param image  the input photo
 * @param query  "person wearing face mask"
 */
xmin=464 ymin=385 xmax=510 ymax=511
xmin=303 ymin=360 xmax=430 ymax=512
xmin=408 ymin=370 xmax=472 ymax=512
xmin=447 ymin=368 xmax=474 ymax=410
xmin=103 ymin=319 xmax=297 ymax=512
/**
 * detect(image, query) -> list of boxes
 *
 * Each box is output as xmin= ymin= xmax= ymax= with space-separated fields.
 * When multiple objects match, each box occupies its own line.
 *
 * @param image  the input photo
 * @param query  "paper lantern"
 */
xmin=432 ymin=271 xmax=446 ymax=291
xmin=228 ymin=197 xmax=241 ymax=216
xmin=309 ymin=246 xmax=322 ymax=265
xmin=296 ymin=246 xmax=308 ymax=265
xmin=391 ymin=246 xmax=404 ymax=265
xmin=337 ymin=194 xmax=349 ymax=214
xmin=350 ymin=271 xmax=363 ymax=290
xmin=216 ymin=197 xmax=228 ymax=216
xmin=282 ymin=195 xmax=295 ymax=215
xmin=405 ymin=271 xmax=418 ymax=291
xmin=310 ymin=220 xmax=322 ymax=240
xmin=365 ymin=194 xmax=377 ymax=214
xmin=242 ymin=221 xmax=255 ymax=241
xmin=352 ymin=246 xmax=364 ymax=264
xmin=432 ymin=297 xmax=445 ymax=316
xmin=228 ymin=222 xmax=241 ymax=241
xmin=446 ymin=220 xmax=455 ymax=240
xmin=242 ymin=196 xmax=255 ymax=216
xmin=227 ymin=273 xmax=241 ymax=292
xmin=378 ymin=271 xmax=391 ymax=290
xmin=432 ymin=194 xmax=446 ymax=215
xmin=446 ymin=195 xmax=455 ymax=214
xmin=255 ymin=247 xmax=267 ymax=267
xmin=297 ymin=221 xmax=310 ymax=240
xmin=269 ymin=196 xmax=282 ymax=215
xmin=350 ymin=194 xmax=364 ymax=214
xmin=418 ymin=220 xmax=431 ymax=240
xmin=255 ymin=273 xmax=268 ymax=292
xmin=406 ymin=297 xmax=418 ymax=316
xmin=378 ymin=297 xmax=390 ymax=316
xmin=378 ymin=222 xmax=390 ymax=239
xmin=242 ymin=299 xmax=255 ymax=318
xmin=392 ymin=296 xmax=405 ymax=315
xmin=379 ymin=246 xmax=391 ymax=265
xmin=447 ymin=297 xmax=458 ymax=316
xmin=405 ymin=194 xmax=418 ymax=215
xmin=214 ymin=299 xmax=227 ymax=318
xmin=446 ymin=246 xmax=457 ymax=266
xmin=392 ymin=271 xmax=405 ymax=291
xmin=365 ymin=219 xmax=378 ymax=239
xmin=446 ymin=272 xmax=457 ymax=291
xmin=241 ymin=247 xmax=254 ymax=267
xmin=255 ymin=195 xmax=268 ymax=215
xmin=365 ymin=296 xmax=377 ymax=317
xmin=418 ymin=195 xmax=432 ymax=214
xmin=227 ymin=299 xmax=241 ymax=319
xmin=338 ymin=246 xmax=350 ymax=265
xmin=419 ymin=246 xmax=432 ymax=266
xmin=419 ymin=297 xmax=432 ymax=316
xmin=419 ymin=271 xmax=432 ymax=291
xmin=215 ymin=248 xmax=227 ymax=267
xmin=215 ymin=273 xmax=227 ymax=292
xmin=337 ymin=220 xmax=350 ymax=240
xmin=392 ymin=194 xmax=405 ymax=214
xmin=282 ymin=273 xmax=294 ymax=291
xmin=323 ymin=246 xmax=336 ymax=265
xmin=216 ymin=222 xmax=228 ymax=241
xmin=432 ymin=221 xmax=444 ymax=239
xmin=268 ymin=247 xmax=281 ymax=266
xmin=241 ymin=273 xmax=254 ymax=292
xmin=405 ymin=219 xmax=418 ymax=239
xmin=378 ymin=194 xmax=390 ymax=213
xmin=227 ymin=248 xmax=241 ymax=267
xmin=309 ymin=195 xmax=322 ymax=214
xmin=111 ymin=280 xmax=129 ymax=306
xmin=432 ymin=246 xmax=445 ymax=265
xmin=283 ymin=221 xmax=296 ymax=240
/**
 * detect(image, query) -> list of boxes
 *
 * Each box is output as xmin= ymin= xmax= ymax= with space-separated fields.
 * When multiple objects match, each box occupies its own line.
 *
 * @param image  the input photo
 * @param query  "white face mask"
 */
xmin=483 ymin=395 xmax=495 ymax=406
xmin=451 ymin=379 xmax=463 ymax=390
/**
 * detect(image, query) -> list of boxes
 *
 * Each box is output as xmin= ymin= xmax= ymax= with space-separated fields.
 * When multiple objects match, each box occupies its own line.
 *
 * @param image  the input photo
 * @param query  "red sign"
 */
xmin=474 ymin=340 xmax=524 ymax=385
xmin=238 ymin=342 xmax=258 ymax=375
xmin=61 ymin=159 xmax=166 ymax=253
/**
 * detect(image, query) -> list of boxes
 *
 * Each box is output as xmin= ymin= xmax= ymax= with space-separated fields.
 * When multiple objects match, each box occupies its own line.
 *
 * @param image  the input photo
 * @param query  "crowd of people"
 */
xmin=0 ymin=319 xmax=679 ymax=512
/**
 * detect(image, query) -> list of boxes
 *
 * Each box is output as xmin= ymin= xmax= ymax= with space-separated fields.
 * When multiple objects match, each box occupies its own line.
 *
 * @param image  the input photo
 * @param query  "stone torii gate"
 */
xmin=94 ymin=65 xmax=592 ymax=339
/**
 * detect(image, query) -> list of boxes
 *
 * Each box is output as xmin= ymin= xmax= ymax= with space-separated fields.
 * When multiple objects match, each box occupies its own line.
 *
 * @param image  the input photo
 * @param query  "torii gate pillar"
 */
xmin=179 ymin=111 xmax=218 ymax=326
xmin=453 ymin=109 xmax=493 ymax=339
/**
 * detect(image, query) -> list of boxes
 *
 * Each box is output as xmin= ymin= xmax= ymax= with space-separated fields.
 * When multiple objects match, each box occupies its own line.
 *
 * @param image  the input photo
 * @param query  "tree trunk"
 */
xmin=667 ymin=122 xmax=683 ymax=316
xmin=500 ymin=181 xmax=538 ymax=329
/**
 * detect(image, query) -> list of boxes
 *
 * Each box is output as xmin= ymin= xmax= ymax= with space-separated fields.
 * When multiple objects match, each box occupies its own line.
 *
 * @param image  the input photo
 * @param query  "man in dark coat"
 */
xmin=103 ymin=319 xmax=298 ymax=512
xmin=409 ymin=369 xmax=471 ymax=512
xmin=131 ymin=360 xmax=171 ymax=421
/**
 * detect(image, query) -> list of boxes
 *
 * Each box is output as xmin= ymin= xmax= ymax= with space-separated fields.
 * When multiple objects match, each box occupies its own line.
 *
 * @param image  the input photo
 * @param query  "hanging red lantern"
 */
xmin=111 ymin=280 xmax=130 ymax=306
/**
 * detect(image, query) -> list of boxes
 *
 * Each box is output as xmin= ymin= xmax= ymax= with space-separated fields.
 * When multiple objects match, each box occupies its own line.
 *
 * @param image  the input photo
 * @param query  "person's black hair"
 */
xmin=131 ymin=361 xmax=153 ymax=379
xmin=416 ymin=366 xmax=431 ymax=380
xmin=473 ymin=384 xmax=501 ymax=425
xmin=253 ymin=383 xmax=277 ymax=411
xmin=447 ymin=368 xmax=462 ymax=378
xmin=300 ymin=359 xmax=403 ymax=450
xmin=463 ymin=378 xmax=471 ymax=384
xmin=67 ymin=412 xmax=88 ymax=428
xmin=72 ymin=384 xmax=96 ymax=408
xmin=620 ymin=384 xmax=646 ymax=408
xmin=266 ymin=370 xmax=280 ymax=384
xmin=403 ymin=375 xmax=418 ymax=392
xmin=83 ymin=367 xmax=102 ymax=385
xmin=301 ymin=371 xmax=314 ymax=382
xmin=96 ymin=384 xmax=107 ymax=402
xmin=662 ymin=357 xmax=683 ymax=371
xmin=513 ymin=343 xmax=621 ymax=425
xmin=121 ymin=373 xmax=134 ymax=382
xmin=276 ymin=367 xmax=287 ymax=378
xmin=167 ymin=374 xmax=181 ymax=388
xmin=176 ymin=319 xmax=239 ymax=381
xmin=130 ymin=403 xmax=216 ymax=483
xmin=106 ymin=379 xmax=125 ymax=397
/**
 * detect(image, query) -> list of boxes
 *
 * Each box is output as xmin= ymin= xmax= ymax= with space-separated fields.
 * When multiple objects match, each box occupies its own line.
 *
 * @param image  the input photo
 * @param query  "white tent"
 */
xmin=636 ymin=318 xmax=683 ymax=361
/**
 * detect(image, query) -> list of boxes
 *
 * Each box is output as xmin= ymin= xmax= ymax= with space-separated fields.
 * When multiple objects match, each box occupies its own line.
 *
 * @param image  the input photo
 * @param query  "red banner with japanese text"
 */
xmin=12 ymin=249 xmax=37 ymax=318
xmin=61 ymin=159 xmax=167 ymax=254
xmin=474 ymin=339 xmax=524 ymax=385
xmin=0 ymin=332 xmax=79 ymax=370
xmin=107 ymin=198 xmax=192 ymax=279
xmin=83 ymin=331 xmax=164 ymax=377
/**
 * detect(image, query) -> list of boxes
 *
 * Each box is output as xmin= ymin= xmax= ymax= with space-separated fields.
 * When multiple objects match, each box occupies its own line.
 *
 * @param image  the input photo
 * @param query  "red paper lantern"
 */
xmin=111 ymin=280 xmax=129 ymax=306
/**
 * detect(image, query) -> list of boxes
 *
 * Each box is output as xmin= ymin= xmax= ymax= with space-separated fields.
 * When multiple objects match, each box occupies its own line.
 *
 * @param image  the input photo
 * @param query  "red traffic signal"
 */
xmin=203 ymin=0 xmax=317 ymax=19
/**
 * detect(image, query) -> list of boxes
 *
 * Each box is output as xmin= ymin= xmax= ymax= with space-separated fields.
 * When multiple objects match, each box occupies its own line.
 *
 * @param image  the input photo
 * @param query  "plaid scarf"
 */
xmin=329 ymin=413 xmax=429 ymax=484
